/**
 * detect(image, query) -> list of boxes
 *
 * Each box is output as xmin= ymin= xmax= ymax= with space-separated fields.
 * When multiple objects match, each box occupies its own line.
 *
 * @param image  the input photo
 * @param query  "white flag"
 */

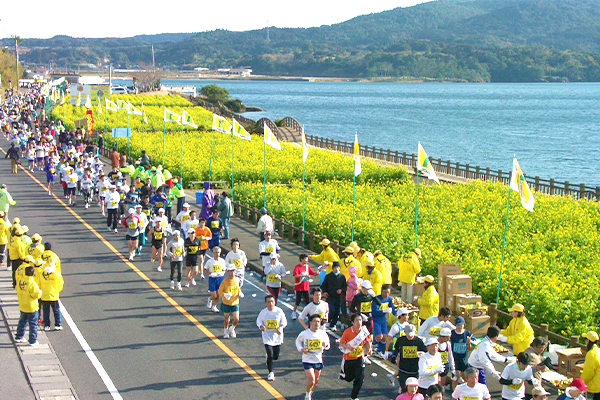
xmin=510 ymin=157 xmax=535 ymax=211
xmin=353 ymin=133 xmax=361 ymax=177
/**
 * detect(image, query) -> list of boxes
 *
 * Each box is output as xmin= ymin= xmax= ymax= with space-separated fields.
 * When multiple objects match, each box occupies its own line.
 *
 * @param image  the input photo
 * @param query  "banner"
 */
xmin=112 ymin=128 xmax=132 ymax=138
xmin=86 ymin=110 xmax=94 ymax=135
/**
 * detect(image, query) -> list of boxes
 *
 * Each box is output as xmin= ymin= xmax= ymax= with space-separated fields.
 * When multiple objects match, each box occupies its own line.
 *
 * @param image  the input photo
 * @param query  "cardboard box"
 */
xmin=446 ymin=275 xmax=472 ymax=295
xmin=569 ymin=364 xmax=584 ymax=379
xmin=557 ymin=348 xmax=587 ymax=376
xmin=448 ymin=294 xmax=482 ymax=313
xmin=413 ymin=282 xmax=426 ymax=297
xmin=460 ymin=305 xmax=488 ymax=318
xmin=438 ymin=264 xmax=462 ymax=279
xmin=465 ymin=315 xmax=490 ymax=337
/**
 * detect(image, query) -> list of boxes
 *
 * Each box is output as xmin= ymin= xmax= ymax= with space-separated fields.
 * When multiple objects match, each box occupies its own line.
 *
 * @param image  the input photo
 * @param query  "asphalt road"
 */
xmin=0 ymin=150 xmax=399 ymax=400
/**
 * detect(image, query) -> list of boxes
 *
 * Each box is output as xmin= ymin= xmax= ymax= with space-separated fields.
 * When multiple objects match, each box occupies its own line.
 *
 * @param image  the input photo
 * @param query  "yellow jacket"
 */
xmin=312 ymin=247 xmax=340 ymax=274
xmin=582 ymin=344 xmax=600 ymax=393
xmin=397 ymin=252 xmax=421 ymax=284
xmin=16 ymin=275 xmax=42 ymax=313
xmin=501 ymin=316 xmax=534 ymax=355
xmin=418 ymin=285 xmax=439 ymax=320
xmin=341 ymin=255 xmax=362 ymax=280
xmin=0 ymin=218 xmax=10 ymax=245
xmin=26 ymin=242 xmax=44 ymax=259
xmin=8 ymin=236 xmax=25 ymax=261
xmin=374 ymin=254 xmax=392 ymax=285
xmin=218 ymin=277 xmax=241 ymax=306
xmin=358 ymin=252 xmax=374 ymax=271
xmin=360 ymin=267 xmax=383 ymax=295
xmin=42 ymin=250 xmax=62 ymax=272
xmin=38 ymin=267 xmax=64 ymax=301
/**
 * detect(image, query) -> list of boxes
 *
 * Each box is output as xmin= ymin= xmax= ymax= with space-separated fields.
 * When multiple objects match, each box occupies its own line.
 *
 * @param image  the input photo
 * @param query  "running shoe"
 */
xmin=176 ymin=282 xmax=182 ymax=291
xmin=184 ymin=282 xmax=190 ymax=288
xmin=223 ymin=328 xmax=229 ymax=339
xmin=29 ymin=341 xmax=40 ymax=347
xmin=229 ymin=325 xmax=236 ymax=338
xmin=151 ymin=258 xmax=155 ymax=263
xmin=107 ymin=226 xmax=112 ymax=232
xmin=364 ymin=356 xmax=372 ymax=365
xmin=211 ymin=305 xmax=220 ymax=313
xmin=54 ymin=326 xmax=63 ymax=331
xmin=191 ymin=278 xmax=197 ymax=286
xmin=102 ymin=211 xmax=105 ymax=216
xmin=114 ymin=229 xmax=118 ymax=233
xmin=44 ymin=326 xmax=51 ymax=332
xmin=291 ymin=311 xmax=297 ymax=320
xmin=201 ymin=274 xmax=205 ymax=280
xmin=330 ymin=325 xmax=337 ymax=332
xmin=267 ymin=372 xmax=275 ymax=381
xmin=157 ymin=266 xmax=162 ymax=272
xmin=15 ymin=337 xmax=27 ymax=343
xmin=207 ymin=298 xmax=213 ymax=308
xmin=170 ymin=280 xmax=175 ymax=290
xmin=387 ymin=373 xmax=396 ymax=387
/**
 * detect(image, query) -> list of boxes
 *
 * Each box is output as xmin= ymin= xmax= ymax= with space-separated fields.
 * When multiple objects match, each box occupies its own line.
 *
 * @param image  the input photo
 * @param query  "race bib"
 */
xmin=111 ymin=201 xmax=117 ymax=207
xmin=349 ymin=345 xmax=363 ymax=358
xmin=429 ymin=327 xmax=442 ymax=336
xmin=265 ymin=246 xmax=274 ymax=253
xmin=143 ymin=209 xmax=151 ymax=215
xmin=428 ymin=365 xmax=440 ymax=375
xmin=211 ymin=221 xmax=219 ymax=228
xmin=174 ymin=248 xmax=183 ymax=256
xmin=101 ymin=187 xmax=107 ymax=192
xmin=441 ymin=351 xmax=449 ymax=364
xmin=453 ymin=342 xmax=467 ymax=354
xmin=379 ymin=303 xmax=389 ymax=311
xmin=212 ymin=264 xmax=222 ymax=273
xmin=128 ymin=221 xmax=138 ymax=229
xmin=402 ymin=346 xmax=418 ymax=359
xmin=266 ymin=319 xmax=279 ymax=330
xmin=155 ymin=201 xmax=163 ymax=207
xmin=508 ymin=381 xmax=524 ymax=390
xmin=160 ymin=220 xmax=167 ymax=227
xmin=120 ymin=194 xmax=125 ymax=200
xmin=229 ymin=286 xmax=239 ymax=296
xmin=313 ymin=312 xmax=325 ymax=319
xmin=49 ymin=168 xmax=55 ymax=173
xmin=232 ymin=259 xmax=242 ymax=267
xmin=182 ymin=215 xmax=189 ymax=221
xmin=190 ymin=223 xmax=198 ymax=229
xmin=188 ymin=246 xmax=198 ymax=253
xmin=464 ymin=397 xmax=480 ymax=400
xmin=268 ymin=273 xmax=278 ymax=283
xmin=307 ymin=339 xmax=322 ymax=351
xmin=70 ymin=177 xmax=76 ymax=182
xmin=360 ymin=302 xmax=372 ymax=313
xmin=154 ymin=232 xmax=163 ymax=240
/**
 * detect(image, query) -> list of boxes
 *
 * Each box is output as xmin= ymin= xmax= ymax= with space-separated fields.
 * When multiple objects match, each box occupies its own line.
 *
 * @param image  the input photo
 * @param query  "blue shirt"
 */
xmin=451 ymin=329 xmax=474 ymax=357
xmin=371 ymin=295 xmax=395 ymax=320
xmin=150 ymin=193 xmax=168 ymax=212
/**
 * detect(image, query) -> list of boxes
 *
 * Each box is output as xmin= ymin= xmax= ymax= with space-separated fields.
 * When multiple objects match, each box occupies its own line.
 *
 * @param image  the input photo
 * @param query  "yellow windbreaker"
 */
xmin=312 ymin=247 xmax=340 ymax=274
xmin=38 ymin=267 xmax=64 ymax=301
xmin=418 ymin=285 xmax=439 ymax=320
xmin=397 ymin=252 xmax=422 ymax=284
xmin=374 ymin=254 xmax=392 ymax=285
xmin=25 ymin=242 xmax=44 ymax=259
xmin=8 ymin=235 xmax=25 ymax=261
xmin=341 ymin=255 xmax=362 ymax=280
xmin=0 ymin=218 xmax=10 ymax=245
xmin=582 ymin=344 xmax=600 ymax=393
xmin=16 ymin=275 xmax=42 ymax=313
xmin=501 ymin=316 xmax=534 ymax=355
xmin=360 ymin=268 xmax=383 ymax=295
xmin=41 ymin=250 xmax=62 ymax=272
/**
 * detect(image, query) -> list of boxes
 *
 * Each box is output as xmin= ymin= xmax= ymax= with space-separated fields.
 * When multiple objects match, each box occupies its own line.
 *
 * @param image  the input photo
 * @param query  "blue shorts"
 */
xmin=372 ymin=317 xmax=389 ymax=336
xmin=303 ymin=362 xmax=324 ymax=370
xmin=209 ymin=276 xmax=224 ymax=292
xmin=221 ymin=303 xmax=239 ymax=313
xmin=47 ymin=175 xmax=55 ymax=183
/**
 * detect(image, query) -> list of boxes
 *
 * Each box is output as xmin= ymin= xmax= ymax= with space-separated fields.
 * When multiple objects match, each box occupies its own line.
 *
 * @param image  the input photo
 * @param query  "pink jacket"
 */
xmin=345 ymin=266 xmax=362 ymax=302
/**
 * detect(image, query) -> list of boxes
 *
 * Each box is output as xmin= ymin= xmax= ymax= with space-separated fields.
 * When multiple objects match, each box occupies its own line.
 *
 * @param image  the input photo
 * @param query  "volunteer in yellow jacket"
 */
xmin=9 ymin=226 xmax=26 ymax=288
xmin=0 ymin=210 xmax=10 ymax=266
xmin=416 ymin=275 xmax=439 ymax=322
xmin=360 ymin=259 xmax=383 ymax=295
xmin=41 ymin=242 xmax=62 ymax=273
xmin=38 ymin=259 xmax=64 ymax=331
xmin=398 ymin=248 xmax=422 ymax=303
xmin=373 ymin=250 xmax=392 ymax=285
xmin=26 ymin=233 xmax=44 ymax=259
xmin=499 ymin=303 xmax=534 ymax=355
xmin=310 ymin=239 xmax=340 ymax=275
xmin=218 ymin=264 xmax=244 ymax=339
xmin=581 ymin=331 xmax=600 ymax=400
xmin=341 ymin=247 xmax=362 ymax=280
xmin=15 ymin=266 xmax=43 ymax=345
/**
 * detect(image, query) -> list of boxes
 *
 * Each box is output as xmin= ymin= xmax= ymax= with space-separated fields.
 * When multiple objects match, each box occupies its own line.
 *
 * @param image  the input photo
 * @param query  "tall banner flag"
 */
xmin=60 ymin=93 xmax=65 ymax=105
xmin=353 ymin=133 xmax=361 ymax=176
xmin=105 ymin=98 xmax=117 ymax=112
xmin=116 ymin=99 xmax=129 ymax=111
xmin=164 ymin=108 xmax=181 ymax=124
xmin=85 ymin=109 xmax=94 ymax=134
xmin=128 ymin=102 xmax=143 ymax=116
xmin=141 ymin=102 xmax=148 ymax=124
xmin=181 ymin=109 xmax=198 ymax=129
xmin=76 ymin=93 xmax=81 ymax=107
xmin=301 ymin=126 xmax=308 ymax=164
xmin=264 ymin=123 xmax=281 ymax=150
xmin=232 ymin=119 xmax=251 ymax=140
xmin=510 ymin=157 xmax=535 ymax=211
xmin=97 ymin=101 xmax=103 ymax=114
xmin=417 ymin=142 xmax=440 ymax=184
xmin=212 ymin=114 xmax=231 ymax=133
xmin=85 ymin=95 xmax=92 ymax=109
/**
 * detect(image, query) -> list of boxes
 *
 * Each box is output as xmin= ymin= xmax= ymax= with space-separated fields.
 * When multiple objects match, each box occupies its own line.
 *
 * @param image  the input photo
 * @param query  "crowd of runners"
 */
xmin=2 ymin=85 xmax=599 ymax=400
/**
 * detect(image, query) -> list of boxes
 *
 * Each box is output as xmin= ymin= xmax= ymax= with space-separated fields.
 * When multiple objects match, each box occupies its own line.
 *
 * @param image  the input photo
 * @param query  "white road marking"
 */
xmin=60 ymin=301 xmax=123 ymax=399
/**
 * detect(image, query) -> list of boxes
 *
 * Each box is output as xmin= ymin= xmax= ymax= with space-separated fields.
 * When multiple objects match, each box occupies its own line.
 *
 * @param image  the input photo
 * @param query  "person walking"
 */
xmin=339 ymin=313 xmax=373 ymax=400
xmin=321 ymin=261 xmax=346 ymax=332
xmin=257 ymin=294 xmax=288 ymax=381
xmin=256 ymin=207 xmax=273 ymax=241
xmin=14 ymin=266 xmax=42 ymax=345
xmin=217 ymin=191 xmax=233 ymax=239
xmin=0 ymin=184 xmax=17 ymax=220
xmin=200 ymin=181 xmax=215 ymax=220
xmin=295 ymin=315 xmax=330 ymax=400
xmin=105 ymin=185 xmax=120 ymax=233
xmin=5 ymin=143 xmax=20 ymax=174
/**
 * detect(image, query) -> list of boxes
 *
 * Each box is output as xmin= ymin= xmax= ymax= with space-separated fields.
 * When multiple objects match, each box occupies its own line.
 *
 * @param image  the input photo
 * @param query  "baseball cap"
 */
xmin=455 ymin=316 xmax=466 ymax=326
xmin=571 ymin=378 xmax=588 ymax=391
xmin=319 ymin=238 xmax=330 ymax=246
xmin=439 ymin=328 xmax=451 ymax=337
xmin=396 ymin=307 xmax=409 ymax=317
xmin=425 ymin=337 xmax=438 ymax=346
xmin=183 ymin=203 xmax=190 ymax=208
xmin=532 ymin=387 xmax=550 ymax=397
xmin=424 ymin=275 xmax=435 ymax=283
xmin=414 ymin=248 xmax=422 ymax=257
xmin=31 ymin=233 xmax=42 ymax=241
xmin=405 ymin=377 xmax=419 ymax=387
xmin=187 ymin=228 xmax=195 ymax=234
xmin=227 ymin=264 xmax=236 ymax=271
xmin=343 ymin=246 xmax=354 ymax=253
xmin=158 ymin=208 xmax=165 ymax=213
xmin=583 ymin=331 xmax=599 ymax=342
xmin=361 ymin=280 xmax=373 ymax=289
xmin=135 ymin=204 xmax=142 ymax=208
xmin=405 ymin=324 xmax=416 ymax=336
xmin=128 ymin=208 xmax=135 ymax=214
xmin=24 ymin=255 xmax=35 ymax=263
xmin=270 ymin=253 xmax=278 ymax=259
xmin=508 ymin=303 xmax=525 ymax=312
xmin=264 ymin=230 xmax=272 ymax=235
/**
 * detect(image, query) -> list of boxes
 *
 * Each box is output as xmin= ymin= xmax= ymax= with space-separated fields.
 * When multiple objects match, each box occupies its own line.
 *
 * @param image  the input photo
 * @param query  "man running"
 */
xmin=339 ymin=313 xmax=373 ymax=400
xmin=206 ymin=246 xmax=226 ymax=313
xmin=264 ymin=253 xmax=286 ymax=303
xmin=257 ymin=294 xmax=288 ymax=381
xmin=295 ymin=315 xmax=330 ymax=400
xmin=165 ymin=230 xmax=185 ymax=291
xmin=218 ymin=264 xmax=243 ymax=338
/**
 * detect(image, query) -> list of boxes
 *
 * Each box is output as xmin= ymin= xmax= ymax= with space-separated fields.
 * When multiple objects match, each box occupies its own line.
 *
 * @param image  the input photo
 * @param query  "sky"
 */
xmin=1 ymin=0 xmax=428 ymax=39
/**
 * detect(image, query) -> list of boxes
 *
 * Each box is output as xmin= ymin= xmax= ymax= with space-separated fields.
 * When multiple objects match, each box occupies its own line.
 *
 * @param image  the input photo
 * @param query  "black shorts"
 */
xmin=186 ymin=255 xmax=199 ymax=267
xmin=152 ymin=242 xmax=163 ymax=250
xmin=440 ymin=362 xmax=450 ymax=377
xmin=295 ymin=290 xmax=310 ymax=306
xmin=199 ymin=249 xmax=207 ymax=255
xmin=454 ymin=356 xmax=469 ymax=372
xmin=67 ymin=187 xmax=76 ymax=195
xmin=126 ymin=234 xmax=139 ymax=241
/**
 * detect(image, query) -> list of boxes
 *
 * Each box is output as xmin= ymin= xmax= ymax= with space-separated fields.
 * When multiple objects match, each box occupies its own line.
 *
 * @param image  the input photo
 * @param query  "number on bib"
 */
xmin=307 ymin=339 xmax=321 ymax=351
xmin=508 ymin=382 xmax=523 ymax=390
xmin=188 ymin=246 xmax=198 ymax=253
xmin=154 ymin=232 xmax=163 ymax=240
xmin=266 ymin=319 xmax=279 ymax=330
xmin=143 ymin=209 xmax=150 ymax=215
xmin=70 ymin=177 xmax=76 ymax=182
xmin=360 ymin=302 xmax=372 ymax=313
xmin=212 ymin=264 xmax=222 ymax=273
xmin=268 ymin=273 xmax=278 ymax=283
xmin=429 ymin=327 xmax=442 ymax=336
xmin=182 ymin=215 xmax=189 ymax=221
xmin=174 ymin=248 xmax=183 ymax=256
xmin=441 ymin=351 xmax=449 ymax=364
xmin=265 ymin=247 xmax=274 ymax=253
xmin=349 ymin=345 xmax=363 ymax=358
xmin=156 ymin=202 xmax=163 ymax=207
xmin=128 ymin=222 xmax=138 ymax=229
xmin=211 ymin=221 xmax=219 ymax=228
xmin=402 ymin=346 xmax=418 ymax=358
xmin=111 ymin=201 xmax=117 ymax=207
xmin=379 ymin=303 xmax=389 ymax=311
xmin=232 ymin=259 xmax=242 ymax=267
xmin=464 ymin=397 xmax=480 ymax=400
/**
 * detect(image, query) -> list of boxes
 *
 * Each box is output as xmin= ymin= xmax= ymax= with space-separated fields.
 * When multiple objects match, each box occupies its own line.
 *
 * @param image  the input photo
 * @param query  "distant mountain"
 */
xmin=4 ymin=0 xmax=600 ymax=81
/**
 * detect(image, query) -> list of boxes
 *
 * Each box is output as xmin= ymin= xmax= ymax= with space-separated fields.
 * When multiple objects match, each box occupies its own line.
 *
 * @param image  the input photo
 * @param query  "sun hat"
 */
xmin=405 ymin=377 xmax=419 ymax=387
xmin=319 ymin=238 xmax=330 ymax=246
xmin=424 ymin=275 xmax=435 ymax=283
xmin=361 ymin=280 xmax=373 ymax=289
xmin=21 ymin=225 xmax=29 ymax=233
xmin=508 ymin=303 xmax=525 ymax=313
xmin=31 ymin=233 xmax=42 ymax=241
xmin=583 ymin=331 xmax=599 ymax=342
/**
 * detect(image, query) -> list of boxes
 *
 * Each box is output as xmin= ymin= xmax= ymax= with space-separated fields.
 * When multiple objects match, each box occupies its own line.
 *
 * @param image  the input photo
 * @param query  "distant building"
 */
xmin=194 ymin=67 xmax=209 ymax=71
xmin=49 ymin=73 xmax=80 ymax=84
xmin=217 ymin=68 xmax=252 ymax=77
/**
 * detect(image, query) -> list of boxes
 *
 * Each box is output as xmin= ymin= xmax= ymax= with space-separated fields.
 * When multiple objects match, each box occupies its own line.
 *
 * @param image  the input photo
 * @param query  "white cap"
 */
xmin=425 ymin=337 xmax=439 ymax=346
xmin=187 ymin=228 xmax=195 ymax=234
xmin=227 ymin=264 xmax=236 ymax=271
xmin=361 ymin=280 xmax=373 ymax=289
xmin=183 ymin=203 xmax=190 ymax=208
xmin=135 ymin=204 xmax=142 ymax=208
xmin=405 ymin=377 xmax=419 ymax=387
xmin=172 ymin=230 xmax=180 ymax=236
xmin=439 ymin=328 xmax=452 ymax=337
xmin=128 ymin=208 xmax=135 ymax=214
xmin=270 ymin=253 xmax=278 ymax=259
xmin=396 ymin=307 xmax=410 ymax=316
xmin=158 ymin=208 xmax=165 ymax=213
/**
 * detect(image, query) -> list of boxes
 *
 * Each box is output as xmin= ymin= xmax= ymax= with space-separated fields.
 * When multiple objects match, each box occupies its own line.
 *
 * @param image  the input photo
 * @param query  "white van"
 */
xmin=111 ymin=86 xmax=127 ymax=94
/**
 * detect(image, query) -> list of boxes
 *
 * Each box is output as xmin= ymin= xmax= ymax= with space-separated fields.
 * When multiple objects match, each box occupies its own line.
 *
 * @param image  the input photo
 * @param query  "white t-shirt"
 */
xmin=389 ymin=321 xmax=409 ymax=338
xmin=181 ymin=218 xmax=199 ymax=238
xmin=256 ymin=306 xmax=288 ymax=346
xmin=418 ymin=352 xmax=444 ymax=389
xmin=500 ymin=362 xmax=533 ymax=400
xmin=452 ymin=382 xmax=491 ymax=400
xmin=264 ymin=262 xmax=286 ymax=288
xmin=417 ymin=316 xmax=456 ymax=341
xmin=105 ymin=192 xmax=121 ymax=209
xmin=299 ymin=301 xmax=329 ymax=327
xmin=225 ymin=250 xmax=247 ymax=276
xmin=259 ymin=239 xmax=279 ymax=267
xmin=295 ymin=328 xmax=330 ymax=364
xmin=66 ymin=172 xmax=78 ymax=188
xmin=175 ymin=210 xmax=190 ymax=224
xmin=153 ymin=215 xmax=169 ymax=229
xmin=205 ymin=257 xmax=226 ymax=278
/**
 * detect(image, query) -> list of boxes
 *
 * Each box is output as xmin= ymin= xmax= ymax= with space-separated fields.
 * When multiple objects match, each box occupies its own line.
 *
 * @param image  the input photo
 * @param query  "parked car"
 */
xmin=111 ymin=86 xmax=127 ymax=94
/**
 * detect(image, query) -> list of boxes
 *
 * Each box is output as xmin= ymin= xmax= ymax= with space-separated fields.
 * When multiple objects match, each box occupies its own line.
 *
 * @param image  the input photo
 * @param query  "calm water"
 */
xmin=133 ymin=79 xmax=600 ymax=186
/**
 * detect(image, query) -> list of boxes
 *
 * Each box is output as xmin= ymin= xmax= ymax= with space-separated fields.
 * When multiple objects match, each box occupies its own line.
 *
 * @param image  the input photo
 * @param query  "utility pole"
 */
xmin=11 ymin=35 xmax=22 ymax=91
xmin=152 ymin=44 xmax=155 ymax=77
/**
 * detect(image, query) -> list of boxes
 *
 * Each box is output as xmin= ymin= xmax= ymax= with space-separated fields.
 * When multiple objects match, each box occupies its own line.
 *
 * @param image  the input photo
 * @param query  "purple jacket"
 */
xmin=200 ymin=181 xmax=215 ymax=219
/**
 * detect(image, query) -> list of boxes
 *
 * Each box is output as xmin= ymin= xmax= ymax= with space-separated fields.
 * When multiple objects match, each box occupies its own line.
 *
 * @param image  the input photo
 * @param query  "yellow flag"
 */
xmin=232 ymin=118 xmax=251 ymax=140
xmin=510 ymin=157 xmax=535 ymax=211
xmin=181 ymin=109 xmax=198 ymax=129
xmin=353 ymin=133 xmax=361 ymax=176
xmin=117 ymin=99 xmax=129 ymax=111
xmin=128 ymin=102 xmax=142 ymax=116
xmin=264 ymin=123 xmax=281 ymax=150
xmin=105 ymin=98 xmax=117 ymax=112
xmin=417 ymin=142 xmax=440 ymax=184
xmin=212 ymin=114 xmax=231 ymax=133
xmin=164 ymin=107 xmax=181 ymax=124
xmin=85 ymin=95 xmax=92 ymax=109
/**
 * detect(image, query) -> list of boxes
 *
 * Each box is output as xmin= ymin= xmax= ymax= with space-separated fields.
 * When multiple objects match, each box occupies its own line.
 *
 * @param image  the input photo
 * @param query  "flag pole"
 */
xmin=302 ymin=128 xmax=306 ymax=231
xmin=180 ymin=125 xmax=184 ymax=182
xmin=127 ymin=111 xmax=130 ymax=160
xmin=263 ymin=134 xmax=267 ymax=208
xmin=352 ymin=153 xmax=356 ymax=242
xmin=208 ymin=127 xmax=214 ymax=182
xmin=495 ymin=172 xmax=513 ymax=304
xmin=414 ymin=167 xmax=420 ymax=248
xmin=116 ymin=106 xmax=120 ymax=153
xmin=231 ymin=118 xmax=236 ymax=202
xmin=162 ymin=112 xmax=166 ymax=167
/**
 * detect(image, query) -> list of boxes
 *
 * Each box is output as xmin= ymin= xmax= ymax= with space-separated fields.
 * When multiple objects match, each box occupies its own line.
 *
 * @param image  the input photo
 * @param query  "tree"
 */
xmin=200 ymin=84 xmax=230 ymax=103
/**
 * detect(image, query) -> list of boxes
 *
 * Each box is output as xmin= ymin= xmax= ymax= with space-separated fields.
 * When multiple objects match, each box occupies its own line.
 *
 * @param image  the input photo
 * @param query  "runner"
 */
xmin=259 ymin=230 xmax=279 ymax=271
xmin=206 ymin=246 xmax=226 ymax=313
xmin=43 ymin=157 xmax=57 ymax=196
xmin=394 ymin=324 xmax=427 ymax=392
xmin=165 ymin=230 xmax=184 ymax=291
xmin=256 ymin=294 xmax=288 ymax=381
xmin=174 ymin=202 xmax=190 ymax=230
xmin=105 ymin=185 xmax=120 ymax=232
xmin=65 ymin=166 xmax=78 ymax=206
xmin=264 ymin=253 xmax=286 ymax=303
xmin=184 ymin=228 xmax=201 ymax=287
xmin=499 ymin=352 xmax=538 ymax=400
xmin=451 ymin=316 xmax=476 ymax=382
xmin=452 ymin=367 xmax=492 ymax=400
xmin=148 ymin=221 xmax=166 ymax=270
xmin=299 ymin=287 xmax=329 ymax=331
xmin=295 ymin=314 xmax=331 ymax=400
xmin=371 ymin=284 xmax=396 ymax=357
xmin=384 ymin=307 xmax=411 ymax=362
xmin=218 ymin=264 xmax=243 ymax=338
xmin=292 ymin=254 xmax=318 ymax=320
xmin=339 ymin=313 xmax=373 ymax=400
xmin=224 ymin=238 xmax=247 ymax=287
xmin=396 ymin=377 xmax=424 ymax=400
xmin=80 ymin=171 xmax=93 ymax=209
xmin=194 ymin=218 xmax=211 ymax=279
xmin=134 ymin=204 xmax=148 ymax=256
xmin=418 ymin=337 xmax=445 ymax=395
xmin=417 ymin=307 xmax=456 ymax=342
xmin=468 ymin=326 xmax=515 ymax=386
xmin=123 ymin=209 xmax=140 ymax=260
xmin=437 ymin=327 xmax=457 ymax=387
xmin=206 ymin=208 xmax=223 ymax=250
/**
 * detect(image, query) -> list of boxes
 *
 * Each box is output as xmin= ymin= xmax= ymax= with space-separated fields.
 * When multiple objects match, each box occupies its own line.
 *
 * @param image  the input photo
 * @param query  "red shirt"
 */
xmin=293 ymin=264 xmax=317 ymax=291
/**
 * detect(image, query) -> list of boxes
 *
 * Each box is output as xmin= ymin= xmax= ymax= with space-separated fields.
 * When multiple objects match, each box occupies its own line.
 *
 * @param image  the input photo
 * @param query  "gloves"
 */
xmin=382 ymin=351 xmax=391 ymax=360
xmin=506 ymin=356 xmax=517 ymax=364
xmin=239 ymin=292 xmax=244 ymax=298
xmin=531 ymin=377 xmax=540 ymax=386
xmin=383 ymin=307 xmax=393 ymax=314
xmin=512 ymin=378 xmax=523 ymax=385
xmin=360 ymin=313 xmax=368 ymax=323
xmin=451 ymin=371 xmax=458 ymax=381
xmin=498 ymin=334 xmax=508 ymax=342
xmin=367 ymin=289 xmax=376 ymax=297
xmin=223 ymin=293 xmax=232 ymax=300
xmin=542 ymin=357 xmax=554 ymax=370
xmin=413 ymin=295 xmax=419 ymax=302
xmin=492 ymin=371 xmax=502 ymax=380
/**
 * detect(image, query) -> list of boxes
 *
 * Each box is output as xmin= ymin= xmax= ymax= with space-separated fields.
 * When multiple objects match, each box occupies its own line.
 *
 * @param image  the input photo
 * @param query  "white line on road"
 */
xmin=60 ymin=301 xmax=123 ymax=400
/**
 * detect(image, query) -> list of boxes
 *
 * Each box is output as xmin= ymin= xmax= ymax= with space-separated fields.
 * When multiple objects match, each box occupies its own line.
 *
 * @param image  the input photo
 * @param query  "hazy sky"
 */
xmin=1 ymin=0 xmax=428 ymax=39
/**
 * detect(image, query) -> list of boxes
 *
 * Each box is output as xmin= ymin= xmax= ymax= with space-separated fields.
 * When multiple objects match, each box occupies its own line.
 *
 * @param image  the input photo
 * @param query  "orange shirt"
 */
xmin=194 ymin=226 xmax=212 ymax=250
xmin=340 ymin=326 xmax=373 ymax=361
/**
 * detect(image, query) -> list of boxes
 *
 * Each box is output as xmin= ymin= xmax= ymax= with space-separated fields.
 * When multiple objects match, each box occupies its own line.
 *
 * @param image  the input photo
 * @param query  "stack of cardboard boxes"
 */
xmin=439 ymin=264 xmax=491 ymax=336
xmin=556 ymin=348 xmax=587 ymax=378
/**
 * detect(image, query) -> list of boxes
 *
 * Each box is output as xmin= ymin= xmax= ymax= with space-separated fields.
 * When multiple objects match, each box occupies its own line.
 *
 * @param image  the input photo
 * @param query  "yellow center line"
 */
xmin=4 ymin=150 xmax=286 ymax=400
